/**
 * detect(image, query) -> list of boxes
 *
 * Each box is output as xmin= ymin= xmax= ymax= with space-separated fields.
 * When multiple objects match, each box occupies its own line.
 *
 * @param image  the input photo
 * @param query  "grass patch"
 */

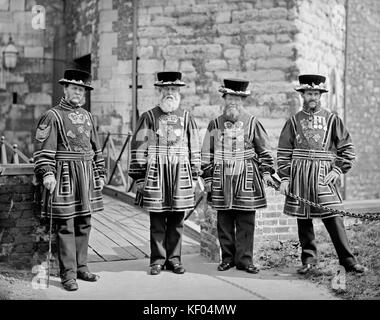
xmin=256 ymin=220 xmax=380 ymax=300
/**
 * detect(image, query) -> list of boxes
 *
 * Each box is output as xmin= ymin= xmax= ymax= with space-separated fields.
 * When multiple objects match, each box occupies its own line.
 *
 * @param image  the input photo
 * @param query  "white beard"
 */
xmin=223 ymin=105 xmax=241 ymax=123
xmin=159 ymin=97 xmax=180 ymax=113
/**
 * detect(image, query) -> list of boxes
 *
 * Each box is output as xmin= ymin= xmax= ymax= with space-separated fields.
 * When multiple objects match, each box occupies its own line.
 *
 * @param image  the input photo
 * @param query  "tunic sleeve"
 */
xmin=128 ymin=112 xmax=152 ymax=184
xmin=33 ymin=110 xmax=58 ymax=182
xmin=332 ymin=115 xmax=355 ymax=175
xmin=187 ymin=113 xmax=201 ymax=179
xmin=277 ymin=118 xmax=295 ymax=182
xmin=89 ymin=113 xmax=107 ymax=180
xmin=201 ymin=120 xmax=216 ymax=184
xmin=251 ymin=118 xmax=275 ymax=175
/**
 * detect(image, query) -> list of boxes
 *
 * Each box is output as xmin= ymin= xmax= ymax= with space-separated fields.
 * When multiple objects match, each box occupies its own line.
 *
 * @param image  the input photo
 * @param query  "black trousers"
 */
xmin=55 ymin=216 xmax=91 ymax=283
xmin=297 ymin=216 xmax=357 ymax=267
xmin=149 ymin=211 xmax=185 ymax=266
xmin=217 ymin=210 xmax=255 ymax=268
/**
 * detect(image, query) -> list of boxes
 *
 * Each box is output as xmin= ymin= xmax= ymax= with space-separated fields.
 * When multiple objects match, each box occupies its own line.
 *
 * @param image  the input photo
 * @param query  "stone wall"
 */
xmin=0 ymin=165 xmax=57 ymax=271
xmin=294 ymin=0 xmax=346 ymax=116
xmin=345 ymin=0 xmax=380 ymax=200
xmin=132 ymin=0 xmax=300 ymax=148
xmin=0 ymin=0 xmax=64 ymax=158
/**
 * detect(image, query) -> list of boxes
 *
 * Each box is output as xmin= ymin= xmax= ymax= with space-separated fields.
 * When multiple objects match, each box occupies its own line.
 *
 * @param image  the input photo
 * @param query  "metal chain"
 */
xmin=268 ymin=182 xmax=380 ymax=221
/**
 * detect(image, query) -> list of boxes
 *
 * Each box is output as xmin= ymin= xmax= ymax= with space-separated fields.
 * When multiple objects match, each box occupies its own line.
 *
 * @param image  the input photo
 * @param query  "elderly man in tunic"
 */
xmin=129 ymin=71 xmax=201 ymax=275
xmin=34 ymin=69 xmax=106 ymax=291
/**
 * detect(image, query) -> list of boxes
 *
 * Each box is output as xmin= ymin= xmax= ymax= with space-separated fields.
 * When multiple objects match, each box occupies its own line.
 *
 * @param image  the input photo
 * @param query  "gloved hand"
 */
xmin=136 ymin=180 xmax=145 ymax=192
xmin=279 ymin=180 xmax=290 ymax=196
xmin=324 ymin=170 xmax=340 ymax=185
xmin=262 ymin=172 xmax=275 ymax=187
xmin=99 ymin=178 xmax=105 ymax=190
xmin=43 ymin=174 xmax=56 ymax=194
xmin=204 ymin=181 xmax=212 ymax=193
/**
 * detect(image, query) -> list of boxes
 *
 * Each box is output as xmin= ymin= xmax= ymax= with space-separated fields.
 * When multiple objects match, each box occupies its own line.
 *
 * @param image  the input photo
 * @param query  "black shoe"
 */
xmin=150 ymin=264 xmax=163 ymax=275
xmin=345 ymin=264 xmax=368 ymax=274
xmin=77 ymin=271 xmax=100 ymax=282
xmin=217 ymin=262 xmax=235 ymax=271
xmin=166 ymin=263 xmax=186 ymax=274
xmin=236 ymin=264 xmax=260 ymax=274
xmin=62 ymin=279 xmax=78 ymax=291
xmin=297 ymin=263 xmax=314 ymax=274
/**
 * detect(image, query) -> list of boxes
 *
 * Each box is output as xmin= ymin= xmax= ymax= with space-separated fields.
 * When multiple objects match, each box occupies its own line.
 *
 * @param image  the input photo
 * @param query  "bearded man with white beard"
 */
xmin=277 ymin=74 xmax=367 ymax=274
xmin=201 ymin=79 xmax=275 ymax=274
xmin=129 ymin=71 xmax=201 ymax=275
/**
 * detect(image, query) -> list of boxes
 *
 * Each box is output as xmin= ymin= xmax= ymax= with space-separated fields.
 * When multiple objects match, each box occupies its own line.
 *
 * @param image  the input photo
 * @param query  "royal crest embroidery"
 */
xmin=68 ymin=112 xmax=86 ymax=125
xmin=36 ymin=125 xmax=51 ymax=142
xmin=157 ymin=114 xmax=183 ymax=147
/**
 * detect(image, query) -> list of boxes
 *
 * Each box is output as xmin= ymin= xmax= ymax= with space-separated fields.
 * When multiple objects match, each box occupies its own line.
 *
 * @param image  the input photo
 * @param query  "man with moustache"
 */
xmin=277 ymin=74 xmax=367 ymax=274
xmin=201 ymin=79 xmax=275 ymax=273
xmin=129 ymin=71 xmax=201 ymax=275
xmin=34 ymin=69 xmax=106 ymax=291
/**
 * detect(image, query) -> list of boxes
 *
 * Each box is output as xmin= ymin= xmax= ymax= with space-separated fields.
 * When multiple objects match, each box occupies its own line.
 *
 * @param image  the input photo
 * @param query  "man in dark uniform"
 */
xmin=277 ymin=74 xmax=367 ymax=274
xmin=129 ymin=71 xmax=201 ymax=275
xmin=201 ymin=79 xmax=275 ymax=274
xmin=34 ymin=69 xmax=106 ymax=291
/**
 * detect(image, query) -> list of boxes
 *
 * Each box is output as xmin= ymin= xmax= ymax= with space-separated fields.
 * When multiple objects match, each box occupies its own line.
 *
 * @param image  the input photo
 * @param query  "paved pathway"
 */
xmin=40 ymin=254 xmax=337 ymax=300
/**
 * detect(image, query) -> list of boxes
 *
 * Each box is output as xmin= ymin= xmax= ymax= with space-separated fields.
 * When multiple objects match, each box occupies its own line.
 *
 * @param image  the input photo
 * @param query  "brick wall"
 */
xmin=345 ymin=0 xmax=380 ymax=200
xmin=0 ymin=166 xmax=57 ymax=271
xmin=0 ymin=0 xmax=64 ymax=158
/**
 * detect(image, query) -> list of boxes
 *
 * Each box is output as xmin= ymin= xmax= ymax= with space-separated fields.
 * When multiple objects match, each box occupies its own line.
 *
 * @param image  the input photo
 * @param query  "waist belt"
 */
xmin=148 ymin=145 xmax=188 ymax=156
xmin=214 ymin=149 xmax=257 ymax=161
xmin=55 ymin=151 xmax=94 ymax=161
xmin=292 ymin=149 xmax=335 ymax=161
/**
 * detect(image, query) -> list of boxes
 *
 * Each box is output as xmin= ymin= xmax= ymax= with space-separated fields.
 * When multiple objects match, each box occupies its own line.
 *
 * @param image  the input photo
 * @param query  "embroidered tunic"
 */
xmin=128 ymin=106 xmax=201 ymax=213
xmin=201 ymin=113 xmax=275 ymax=211
xmin=277 ymin=108 xmax=355 ymax=219
xmin=33 ymin=98 xmax=106 ymax=219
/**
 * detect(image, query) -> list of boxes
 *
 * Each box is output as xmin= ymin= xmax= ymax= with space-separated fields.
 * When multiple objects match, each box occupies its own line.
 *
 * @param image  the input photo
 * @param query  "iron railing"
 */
xmin=100 ymin=132 xmax=134 ymax=192
xmin=0 ymin=136 xmax=31 ymax=164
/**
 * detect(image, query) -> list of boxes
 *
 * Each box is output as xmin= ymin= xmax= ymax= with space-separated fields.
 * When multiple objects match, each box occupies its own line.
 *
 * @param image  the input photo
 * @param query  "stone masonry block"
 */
xmin=10 ymin=0 xmax=25 ymax=11
xmin=100 ymin=9 xmax=118 ymax=24
xmin=205 ymin=59 xmax=228 ymax=71
xmin=259 ymin=7 xmax=288 ymax=20
xmin=270 ymin=43 xmax=296 ymax=58
xmin=224 ymin=48 xmax=240 ymax=59
xmin=256 ymin=57 xmax=292 ymax=69
xmin=151 ymin=15 xmax=177 ymax=26
xmin=215 ymin=11 xmax=231 ymax=23
xmin=244 ymin=43 xmax=269 ymax=59
xmin=217 ymin=23 xmax=240 ymax=35
xmin=99 ymin=0 xmax=113 ymax=10
xmin=24 ymin=46 xmax=44 ymax=58
xmin=138 ymin=59 xmax=164 ymax=74
xmin=24 ymin=93 xmax=51 ymax=105
xmin=0 ymin=0 xmax=9 ymax=11
xmin=231 ymin=9 xmax=259 ymax=22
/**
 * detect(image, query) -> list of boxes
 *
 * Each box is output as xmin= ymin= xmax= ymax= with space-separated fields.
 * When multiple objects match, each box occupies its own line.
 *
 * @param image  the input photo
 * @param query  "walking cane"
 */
xmin=47 ymin=193 xmax=53 ymax=288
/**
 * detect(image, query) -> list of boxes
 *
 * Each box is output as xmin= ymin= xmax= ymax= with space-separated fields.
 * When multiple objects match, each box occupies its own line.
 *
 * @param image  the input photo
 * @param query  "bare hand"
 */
xmin=43 ymin=175 xmax=56 ymax=194
xmin=262 ymin=173 xmax=275 ymax=187
xmin=136 ymin=181 xmax=144 ymax=192
xmin=279 ymin=181 xmax=290 ymax=195
xmin=324 ymin=170 xmax=340 ymax=185
xmin=204 ymin=181 xmax=212 ymax=193
xmin=99 ymin=178 xmax=105 ymax=190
